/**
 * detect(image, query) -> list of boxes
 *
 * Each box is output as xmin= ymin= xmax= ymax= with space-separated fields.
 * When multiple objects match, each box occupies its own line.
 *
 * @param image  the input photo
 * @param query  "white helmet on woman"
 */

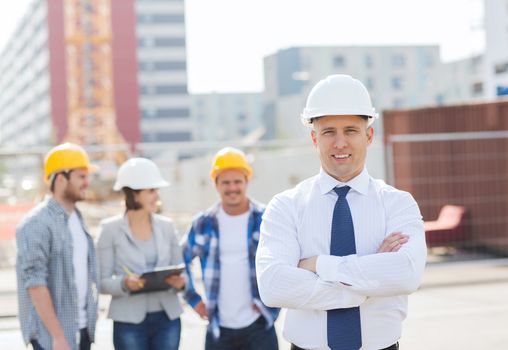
xmin=113 ymin=158 xmax=169 ymax=191
xmin=301 ymin=74 xmax=378 ymax=126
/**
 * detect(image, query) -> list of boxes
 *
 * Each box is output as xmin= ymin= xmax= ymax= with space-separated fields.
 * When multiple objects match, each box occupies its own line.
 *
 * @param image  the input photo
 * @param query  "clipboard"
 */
xmin=131 ymin=263 xmax=185 ymax=294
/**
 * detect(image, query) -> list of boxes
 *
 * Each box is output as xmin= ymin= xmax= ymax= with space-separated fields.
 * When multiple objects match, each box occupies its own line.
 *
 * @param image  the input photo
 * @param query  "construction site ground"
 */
xmin=0 ymin=254 xmax=507 ymax=350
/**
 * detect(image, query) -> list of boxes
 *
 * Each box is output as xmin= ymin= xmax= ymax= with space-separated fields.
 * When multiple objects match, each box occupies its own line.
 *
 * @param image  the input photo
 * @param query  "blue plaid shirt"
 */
xmin=183 ymin=200 xmax=279 ymax=338
xmin=16 ymin=198 xmax=98 ymax=350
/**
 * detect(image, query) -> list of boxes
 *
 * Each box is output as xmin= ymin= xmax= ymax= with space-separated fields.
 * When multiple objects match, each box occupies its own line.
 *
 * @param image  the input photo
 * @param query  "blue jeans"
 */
xmin=205 ymin=316 xmax=278 ymax=350
xmin=113 ymin=311 xmax=181 ymax=350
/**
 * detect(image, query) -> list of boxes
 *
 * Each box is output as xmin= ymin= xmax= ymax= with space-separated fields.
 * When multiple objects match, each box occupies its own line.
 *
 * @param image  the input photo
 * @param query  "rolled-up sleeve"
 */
xmin=16 ymin=219 xmax=50 ymax=289
xmin=256 ymin=195 xmax=366 ymax=311
xmin=182 ymin=223 xmax=204 ymax=308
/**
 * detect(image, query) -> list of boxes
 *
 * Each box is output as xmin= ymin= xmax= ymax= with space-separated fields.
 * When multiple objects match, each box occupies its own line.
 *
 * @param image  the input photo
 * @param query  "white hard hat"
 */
xmin=113 ymin=158 xmax=169 ymax=191
xmin=301 ymin=74 xmax=378 ymax=127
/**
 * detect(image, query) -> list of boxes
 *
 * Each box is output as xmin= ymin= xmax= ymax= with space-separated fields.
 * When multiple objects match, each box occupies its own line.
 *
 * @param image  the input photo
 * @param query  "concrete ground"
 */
xmin=1 ymin=258 xmax=507 ymax=349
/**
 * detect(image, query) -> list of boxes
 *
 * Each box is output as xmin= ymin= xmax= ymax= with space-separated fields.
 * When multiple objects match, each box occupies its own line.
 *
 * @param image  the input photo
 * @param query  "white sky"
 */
xmin=0 ymin=0 xmax=485 ymax=93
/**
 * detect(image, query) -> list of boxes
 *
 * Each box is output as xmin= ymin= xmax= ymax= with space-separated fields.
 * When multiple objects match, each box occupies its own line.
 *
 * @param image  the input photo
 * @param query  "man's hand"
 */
xmin=165 ymin=274 xmax=186 ymax=290
xmin=53 ymin=334 xmax=71 ymax=350
xmin=298 ymin=256 xmax=318 ymax=273
xmin=378 ymin=232 xmax=409 ymax=253
xmin=194 ymin=300 xmax=209 ymax=320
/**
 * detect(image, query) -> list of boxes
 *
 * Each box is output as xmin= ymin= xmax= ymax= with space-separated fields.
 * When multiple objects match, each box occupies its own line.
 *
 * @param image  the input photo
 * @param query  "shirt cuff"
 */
xmin=24 ymin=278 xmax=47 ymax=289
xmin=316 ymin=255 xmax=354 ymax=285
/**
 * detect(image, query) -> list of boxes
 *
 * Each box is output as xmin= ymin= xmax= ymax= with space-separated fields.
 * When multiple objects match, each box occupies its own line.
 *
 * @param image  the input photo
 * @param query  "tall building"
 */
xmin=433 ymin=55 xmax=486 ymax=105
xmin=136 ymin=0 xmax=191 ymax=143
xmin=190 ymin=92 xmax=263 ymax=142
xmin=485 ymin=0 xmax=508 ymax=98
xmin=0 ymin=0 xmax=190 ymax=149
xmin=0 ymin=0 xmax=52 ymax=147
xmin=262 ymin=46 xmax=441 ymax=140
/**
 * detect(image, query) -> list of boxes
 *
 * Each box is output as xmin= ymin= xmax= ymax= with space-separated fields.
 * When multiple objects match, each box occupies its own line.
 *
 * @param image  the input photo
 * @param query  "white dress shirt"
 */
xmin=256 ymin=168 xmax=427 ymax=350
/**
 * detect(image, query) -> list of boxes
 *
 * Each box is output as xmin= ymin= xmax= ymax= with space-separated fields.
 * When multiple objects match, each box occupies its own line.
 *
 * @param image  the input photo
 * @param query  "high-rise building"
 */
xmin=433 ymin=55 xmax=486 ymax=105
xmin=135 ymin=0 xmax=191 ymax=143
xmin=0 ymin=0 xmax=190 ymax=149
xmin=485 ymin=0 xmax=508 ymax=98
xmin=190 ymin=92 xmax=263 ymax=142
xmin=262 ymin=46 xmax=441 ymax=140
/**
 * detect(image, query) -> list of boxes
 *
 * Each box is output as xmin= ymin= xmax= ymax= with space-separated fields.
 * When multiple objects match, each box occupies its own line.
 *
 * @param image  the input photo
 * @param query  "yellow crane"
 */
xmin=63 ymin=0 xmax=126 ymax=163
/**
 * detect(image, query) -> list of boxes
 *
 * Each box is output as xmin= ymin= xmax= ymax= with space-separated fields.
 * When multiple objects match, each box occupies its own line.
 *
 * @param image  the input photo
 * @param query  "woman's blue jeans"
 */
xmin=113 ymin=311 xmax=181 ymax=350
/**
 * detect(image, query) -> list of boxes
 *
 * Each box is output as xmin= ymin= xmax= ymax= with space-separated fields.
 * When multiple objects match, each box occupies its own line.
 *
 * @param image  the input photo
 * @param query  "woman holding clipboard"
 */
xmin=97 ymin=158 xmax=185 ymax=350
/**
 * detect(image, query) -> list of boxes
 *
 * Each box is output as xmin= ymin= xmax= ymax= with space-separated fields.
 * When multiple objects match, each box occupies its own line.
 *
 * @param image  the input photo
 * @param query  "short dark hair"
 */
xmin=49 ymin=170 xmax=72 ymax=193
xmin=122 ymin=187 xmax=142 ymax=211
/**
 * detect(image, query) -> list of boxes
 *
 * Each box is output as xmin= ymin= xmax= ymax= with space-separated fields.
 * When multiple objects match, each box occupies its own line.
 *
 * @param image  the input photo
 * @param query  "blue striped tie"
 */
xmin=327 ymin=186 xmax=362 ymax=350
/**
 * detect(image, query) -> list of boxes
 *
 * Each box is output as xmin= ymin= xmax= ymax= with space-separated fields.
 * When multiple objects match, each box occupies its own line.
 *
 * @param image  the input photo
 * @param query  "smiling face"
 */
xmin=215 ymin=169 xmax=249 ymax=214
xmin=61 ymin=168 xmax=90 ymax=203
xmin=311 ymin=115 xmax=373 ymax=182
xmin=133 ymin=188 xmax=161 ymax=214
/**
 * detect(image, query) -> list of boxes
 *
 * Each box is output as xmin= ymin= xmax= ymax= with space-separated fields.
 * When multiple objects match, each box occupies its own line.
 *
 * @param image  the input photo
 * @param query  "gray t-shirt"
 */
xmin=134 ymin=234 xmax=163 ymax=312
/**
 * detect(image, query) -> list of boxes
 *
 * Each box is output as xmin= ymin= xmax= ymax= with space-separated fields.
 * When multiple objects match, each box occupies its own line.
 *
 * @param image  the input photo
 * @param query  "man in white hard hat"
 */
xmin=256 ymin=75 xmax=427 ymax=350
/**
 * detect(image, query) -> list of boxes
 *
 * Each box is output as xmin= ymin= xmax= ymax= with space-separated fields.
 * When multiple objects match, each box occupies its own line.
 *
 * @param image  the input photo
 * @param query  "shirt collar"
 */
xmin=317 ymin=167 xmax=370 ymax=196
xmin=47 ymin=197 xmax=71 ymax=218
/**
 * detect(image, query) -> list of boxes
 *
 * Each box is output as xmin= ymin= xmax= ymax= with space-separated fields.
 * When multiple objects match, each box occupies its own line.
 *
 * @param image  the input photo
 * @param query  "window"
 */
xmin=333 ymin=56 xmax=346 ymax=68
xmin=142 ymin=108 xmax=190 ymax=119
xmin=142 ymin=132 xmax=192 ymax=142
xmin=140 ymin=85 xmax=187 ymax=95
xmin=139 ymin=61 xmax=187 ymax=71
xmin=471 ymin=82 xmax=483 ymax=95
xmin=138 ymin=37 xmax=185 ymax=48
xmin=391 ymin=76 xmax=403 ymax=90
xmin=425 ymin=55 xmax=434 ymax=68
xmin=392 ymin=54 xmax=405 ymax=68
xmin=137 ymin=14 xmax=185 ymax=24
xmin=495 ymin=62 xmax=508 ymax=75
xmin=393 ymin=98 xmax=405 ymax=108
xmin=364 ymin=55 xmax=373 ymax=68
xmin=365 ymin=77 xmax=374 ymax=90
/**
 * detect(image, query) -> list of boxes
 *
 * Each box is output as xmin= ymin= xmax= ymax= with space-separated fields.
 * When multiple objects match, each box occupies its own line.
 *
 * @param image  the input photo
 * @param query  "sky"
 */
xmin=0 ymin=0 xmax=485 ymax=93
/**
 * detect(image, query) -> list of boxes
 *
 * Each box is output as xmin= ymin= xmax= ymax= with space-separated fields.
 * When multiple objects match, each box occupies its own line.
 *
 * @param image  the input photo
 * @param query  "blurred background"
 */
xmin=0 ymin=0 xmax=507 ymax=349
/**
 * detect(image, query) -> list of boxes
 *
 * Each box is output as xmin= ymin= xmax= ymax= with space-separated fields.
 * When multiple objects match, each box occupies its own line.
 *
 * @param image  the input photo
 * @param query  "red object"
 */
xmin=47 ymin=0 xmax=68 ymax=142
xmin=111 ymin=0 xmax=141 ymax=146
xmin=424 ymin=205 xmax=470 ymax=247
xmin=0 ymin=203 xmax=35 ymax=241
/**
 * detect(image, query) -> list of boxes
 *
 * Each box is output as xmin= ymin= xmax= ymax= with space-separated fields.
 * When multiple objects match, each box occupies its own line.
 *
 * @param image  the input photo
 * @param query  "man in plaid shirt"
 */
xmin=16 ymin=143 xmax=99 ymax=350
xmin=183 ymin=147 xmax=279 ymax=350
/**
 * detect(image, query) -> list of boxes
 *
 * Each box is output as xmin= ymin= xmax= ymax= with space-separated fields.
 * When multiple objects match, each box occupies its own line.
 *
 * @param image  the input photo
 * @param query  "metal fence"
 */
xmin=384 ymin=101 xmax=508 ymax=257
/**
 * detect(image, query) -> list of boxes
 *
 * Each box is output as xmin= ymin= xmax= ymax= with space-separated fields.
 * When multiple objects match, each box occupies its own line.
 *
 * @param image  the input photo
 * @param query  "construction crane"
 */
xmin=63 ymin=0 xmax=126 ymax=164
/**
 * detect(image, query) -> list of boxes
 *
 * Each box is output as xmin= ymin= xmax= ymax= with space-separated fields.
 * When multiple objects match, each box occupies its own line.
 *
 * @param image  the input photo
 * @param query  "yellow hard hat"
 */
xmin=210 ymin=147 xmax=253 ymax=181
xmin=44 ymin=143 xmax=98 ymax=181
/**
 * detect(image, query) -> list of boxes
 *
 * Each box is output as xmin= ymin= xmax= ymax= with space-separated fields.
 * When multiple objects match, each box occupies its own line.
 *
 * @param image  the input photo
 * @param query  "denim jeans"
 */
xmin=205 ymin=316 xmax=278 ymax=350
xmin=113 ymin=311 xmax=181 ymax=350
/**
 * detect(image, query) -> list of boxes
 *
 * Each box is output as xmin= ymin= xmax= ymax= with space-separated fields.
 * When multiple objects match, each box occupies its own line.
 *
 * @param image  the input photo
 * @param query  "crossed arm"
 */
xmin=255 ymin=195 xmax=427 ymax=311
